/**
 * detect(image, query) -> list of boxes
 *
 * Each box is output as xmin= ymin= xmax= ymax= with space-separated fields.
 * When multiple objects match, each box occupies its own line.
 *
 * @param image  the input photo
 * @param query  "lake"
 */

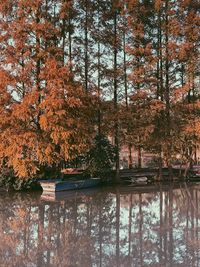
xmin=0 ymin=182 xmax=200 ymax=267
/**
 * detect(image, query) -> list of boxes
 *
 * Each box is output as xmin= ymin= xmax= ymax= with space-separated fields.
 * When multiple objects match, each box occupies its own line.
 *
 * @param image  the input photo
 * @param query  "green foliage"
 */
xmin=36 ymin=164 xmax=61 ymax=180
xmin=13 ymin=178 xmax=39 ymax=191
xmin=0 ymin=166 xmax=39 ymax=191
xmin=85 ymin=134 xmax=116 ymax=178
xmin=65 ymin=156 xmax=86 ymax=169
xmin=0 ymin=166 xmax=15 ymax=189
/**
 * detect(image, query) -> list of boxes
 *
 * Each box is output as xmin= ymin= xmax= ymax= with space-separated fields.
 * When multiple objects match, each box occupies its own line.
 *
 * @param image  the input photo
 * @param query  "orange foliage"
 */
xmin=0 ymin=0 xmax=95 ymax=177
xmin=0 ymin=0 xmax=199 ymax=176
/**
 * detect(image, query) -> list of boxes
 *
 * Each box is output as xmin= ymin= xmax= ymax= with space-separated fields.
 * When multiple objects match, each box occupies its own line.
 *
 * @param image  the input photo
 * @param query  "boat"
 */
xmin=39 ymin=178 xmax=101 ymax=193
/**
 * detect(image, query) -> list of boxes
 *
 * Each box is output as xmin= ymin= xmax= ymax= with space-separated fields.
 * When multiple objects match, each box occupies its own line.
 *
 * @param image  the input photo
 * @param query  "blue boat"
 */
xmin=39 ymin=178 xmax=101 ymax=193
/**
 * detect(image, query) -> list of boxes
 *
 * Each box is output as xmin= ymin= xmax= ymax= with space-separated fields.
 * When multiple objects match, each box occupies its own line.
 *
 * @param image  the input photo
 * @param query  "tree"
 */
xmin=0 ymin=0 xmax=94 ymax=178
xmin=85 ymin=134 xmax=116 ymax=178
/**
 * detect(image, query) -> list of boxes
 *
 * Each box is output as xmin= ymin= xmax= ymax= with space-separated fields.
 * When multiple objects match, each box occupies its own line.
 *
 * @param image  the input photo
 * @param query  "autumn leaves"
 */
xmin=0 ymin=0 xmax=199 ymax=178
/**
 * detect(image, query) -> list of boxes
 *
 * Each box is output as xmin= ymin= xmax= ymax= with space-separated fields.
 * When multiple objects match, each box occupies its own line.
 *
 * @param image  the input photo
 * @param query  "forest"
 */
xmin=0 ymin=0 xmax=199 ymax=181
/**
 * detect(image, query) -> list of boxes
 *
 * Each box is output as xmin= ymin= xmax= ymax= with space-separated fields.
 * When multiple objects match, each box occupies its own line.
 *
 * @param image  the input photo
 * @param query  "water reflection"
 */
xmin=1 ymin=183 xmax=200 ymax=267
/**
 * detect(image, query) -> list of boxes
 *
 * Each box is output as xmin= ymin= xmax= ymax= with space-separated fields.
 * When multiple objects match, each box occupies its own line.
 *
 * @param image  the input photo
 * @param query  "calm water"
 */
xmin=1 ymin=183 xmax=200 ymax=267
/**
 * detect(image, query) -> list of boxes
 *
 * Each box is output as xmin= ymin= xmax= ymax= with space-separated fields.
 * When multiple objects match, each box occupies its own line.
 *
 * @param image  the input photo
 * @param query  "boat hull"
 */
xmin=39 ymin=178 xmax=101 ymax=193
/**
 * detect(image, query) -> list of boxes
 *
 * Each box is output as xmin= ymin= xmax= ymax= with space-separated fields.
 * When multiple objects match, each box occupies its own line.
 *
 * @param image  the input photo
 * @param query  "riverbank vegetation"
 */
xmin=0 ymin=0 xmax=199 ymax=186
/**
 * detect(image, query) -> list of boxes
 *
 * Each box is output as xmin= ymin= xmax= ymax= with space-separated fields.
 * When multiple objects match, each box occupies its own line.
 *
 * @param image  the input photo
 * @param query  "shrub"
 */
xmin=0 ymin=165 xmax=40 ymax=191
xmin=85 ymin=134 xmax=116 ymax=179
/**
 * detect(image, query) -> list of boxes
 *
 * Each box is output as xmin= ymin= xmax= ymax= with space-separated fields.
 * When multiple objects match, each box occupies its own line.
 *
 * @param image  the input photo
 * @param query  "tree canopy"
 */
xmin=0 ymin=0 xmax=199 ymax=178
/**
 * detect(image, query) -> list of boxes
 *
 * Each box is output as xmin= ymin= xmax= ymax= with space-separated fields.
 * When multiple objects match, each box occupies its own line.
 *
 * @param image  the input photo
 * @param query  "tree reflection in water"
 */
xmin=1 ymin=183 xmax=200 ymax=267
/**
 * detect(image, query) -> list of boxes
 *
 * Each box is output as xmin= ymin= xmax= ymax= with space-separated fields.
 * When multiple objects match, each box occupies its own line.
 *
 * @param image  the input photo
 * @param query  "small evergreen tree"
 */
xmin=86 ymin=134 xmax=116 ymax=178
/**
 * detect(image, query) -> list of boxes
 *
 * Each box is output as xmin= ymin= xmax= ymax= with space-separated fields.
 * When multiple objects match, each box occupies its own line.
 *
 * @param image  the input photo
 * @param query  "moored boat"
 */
xmin=39 ymin=178 xmax=101 ymax=193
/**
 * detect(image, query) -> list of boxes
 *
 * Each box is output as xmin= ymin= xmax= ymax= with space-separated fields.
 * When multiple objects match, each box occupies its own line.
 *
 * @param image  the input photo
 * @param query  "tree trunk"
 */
xmin=84 ymin=0 xmax=88 ymax=91
xmin=113 ymin=9 xmax=120 ymax=181
xmin=123 ymin=19 xmax=133 ymax=170
xmin=68 ymin=10 xmax=72 ymax=73
xmin=164 ymin=0 xmax=172 ymax=175
xmin=128 ymin=144 xmax=133 ymax=169
xmin=97 ymin=0 xmax=101 ymax=136
xmin=138 ymin=145 xmax=142 ymax=168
